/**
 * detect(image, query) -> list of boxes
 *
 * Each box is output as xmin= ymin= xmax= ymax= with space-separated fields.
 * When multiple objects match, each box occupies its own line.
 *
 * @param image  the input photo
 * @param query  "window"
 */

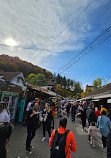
xmin=17 ymin=77 xmax=20 ymax=83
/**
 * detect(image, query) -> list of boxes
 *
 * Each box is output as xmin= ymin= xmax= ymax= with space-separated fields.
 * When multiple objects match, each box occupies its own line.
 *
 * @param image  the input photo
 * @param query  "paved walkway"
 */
xmin=7 ymin=117 xmax=106 ymax=158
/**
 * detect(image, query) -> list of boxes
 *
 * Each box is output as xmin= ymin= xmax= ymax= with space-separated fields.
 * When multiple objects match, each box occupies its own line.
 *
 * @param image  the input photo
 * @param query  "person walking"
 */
xmin=26 ymin=103 xmax=39 ymax=153
xmin=86 ymin=104 xmax=97 ymax=125
xmin=42 ymin=103 xmax=52 ymax=142
xmin=26 ymin=99 xmax=33 ymax=112
xmin=81 ymin=105 xmax=87 ymax=131
xmin=86 ymin=104 xmax=97 ymax=142
xmin=88 ymin=122 xmax=97 ymax=147
xmin=0 ymin=122 xmax=12 ymax=158
xmin=66 ymin=102 xmax=71 ymax=118
xmin=95 ymin=107 xmax=100 ymax=118
xmin=71 ymin=103 xmax=77 ymax=122
xmin=0 ymin=102 xmax=10 ymax=123
xmin=100 ymin=105 xmax=108 ymax=115
xmin=49 ymin=117 xmax=76 ymax=158
xmin=51 ymin=102 xmax=55 ymax=129
xmin=97 ymin=110 xmax=111 ymax=149
xmin=31 ymin=98 xmax=40 ymax=108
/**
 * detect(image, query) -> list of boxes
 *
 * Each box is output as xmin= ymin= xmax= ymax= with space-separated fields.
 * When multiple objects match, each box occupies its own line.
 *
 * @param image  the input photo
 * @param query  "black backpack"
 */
xmin=50 ymin=130 xmax=70 ymax=158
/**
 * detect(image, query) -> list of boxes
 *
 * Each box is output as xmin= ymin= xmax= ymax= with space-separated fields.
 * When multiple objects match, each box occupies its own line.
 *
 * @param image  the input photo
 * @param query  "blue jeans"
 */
xmin=72 ymin=113 xmax=76 ymax=122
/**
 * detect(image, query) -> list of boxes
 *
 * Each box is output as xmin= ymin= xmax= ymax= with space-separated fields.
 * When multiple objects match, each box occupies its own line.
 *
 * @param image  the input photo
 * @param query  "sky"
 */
xmin=0 ymin=0 xmax=111 ymax=89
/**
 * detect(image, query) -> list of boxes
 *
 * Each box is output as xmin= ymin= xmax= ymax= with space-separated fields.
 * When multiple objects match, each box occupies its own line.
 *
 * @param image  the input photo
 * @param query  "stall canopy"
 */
xmin=27 ymin=83 xmax=56 ymax=100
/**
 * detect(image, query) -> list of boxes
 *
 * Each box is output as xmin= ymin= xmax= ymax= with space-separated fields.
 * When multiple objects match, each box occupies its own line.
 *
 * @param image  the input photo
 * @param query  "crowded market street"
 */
xmin=7 ymin=117 xmax=106 ymax=158
xmin=0 ymin=1 xmax=111 ymax=158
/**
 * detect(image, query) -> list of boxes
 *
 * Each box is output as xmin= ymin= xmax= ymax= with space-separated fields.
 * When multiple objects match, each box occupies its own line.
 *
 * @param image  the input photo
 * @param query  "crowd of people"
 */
xmin=0 ymin=98 xmax=111 ymax=158
xmin=61 ymin=101 xmax=111 ymax=157
xmin=23 ymin=98 xmax=77 ymax=157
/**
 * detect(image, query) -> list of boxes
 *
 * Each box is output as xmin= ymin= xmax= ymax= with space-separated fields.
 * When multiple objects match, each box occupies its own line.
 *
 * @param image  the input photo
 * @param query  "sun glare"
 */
xmin=5 ymin=38 xmax=17 ymax=47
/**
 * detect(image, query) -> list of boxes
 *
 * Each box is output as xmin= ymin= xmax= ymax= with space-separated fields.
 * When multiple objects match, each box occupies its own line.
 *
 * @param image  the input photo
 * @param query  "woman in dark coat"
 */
xmin=0 ymin=123 xmax=12 ymax=158
xmin=42 ymin=103 xmax=52 ymax=142
xmin=81 ymin=106 xmax=87 ymax=131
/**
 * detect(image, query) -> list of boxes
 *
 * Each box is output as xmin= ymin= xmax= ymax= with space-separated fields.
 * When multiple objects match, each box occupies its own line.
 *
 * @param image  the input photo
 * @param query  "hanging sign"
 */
xmin=107 ymin=99 xmax=111 ymax=103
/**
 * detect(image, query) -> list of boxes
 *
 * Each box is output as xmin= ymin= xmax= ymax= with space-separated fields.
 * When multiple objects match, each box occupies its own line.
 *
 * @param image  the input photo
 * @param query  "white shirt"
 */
xmin=26 ymin=102 xmax=32 ymax=111
xmin=0 ymin=109 xmax=10 ymax=123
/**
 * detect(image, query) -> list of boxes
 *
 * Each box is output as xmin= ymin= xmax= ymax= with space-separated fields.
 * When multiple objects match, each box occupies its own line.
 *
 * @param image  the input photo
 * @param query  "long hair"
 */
xmin=0 ymin=102 xmax=9 ymax=114
xmin=0 ymin=102 xmax=6 ymax=114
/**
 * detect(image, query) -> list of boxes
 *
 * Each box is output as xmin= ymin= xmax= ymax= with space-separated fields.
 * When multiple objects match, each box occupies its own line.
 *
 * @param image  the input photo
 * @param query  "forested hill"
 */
xmin=0 ymin=55 xmax=52 ymax=78
xmin=0 ymin=55 xmax=83 ymax=98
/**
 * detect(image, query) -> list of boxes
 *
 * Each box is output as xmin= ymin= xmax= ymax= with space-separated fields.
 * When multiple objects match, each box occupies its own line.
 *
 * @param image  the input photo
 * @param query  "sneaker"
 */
xmin=92 ymin=145 xmax=95 ymax=148
xmin=26 ymin=147 xmax=32 ymax=154
xmin=29 ymin=151 xmax=32 ymax=154
xmin=104 ymin=147 xmax=107 ymax=152
xmin=30 ymin=145 xmax=34 ymax=149
xmin=42 ymin=137 xmax=45 ymax=142
xmin=88 ymin=141 xmax=90 ymax=143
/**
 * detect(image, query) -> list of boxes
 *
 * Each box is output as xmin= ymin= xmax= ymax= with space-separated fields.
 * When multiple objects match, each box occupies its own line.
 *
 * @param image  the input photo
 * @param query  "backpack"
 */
xmin=50 ymin=130 xmax=70 ymax=158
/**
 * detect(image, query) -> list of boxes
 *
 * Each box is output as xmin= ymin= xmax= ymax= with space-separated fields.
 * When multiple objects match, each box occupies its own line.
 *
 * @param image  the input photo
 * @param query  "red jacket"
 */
xmin=49 ymin=127 xmax=77 ymax=158
xmin=95 ymin=110 xmax=100 ymax=118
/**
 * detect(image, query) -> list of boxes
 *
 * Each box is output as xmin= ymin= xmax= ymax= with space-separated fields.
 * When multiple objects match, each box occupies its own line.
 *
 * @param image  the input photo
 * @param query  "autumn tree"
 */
xmin=26 ymin=73 xmax=36 ymax=84
xmin=26 ymin=73 xmax=47 ymax=86
xmin=72 ymin=82 xmax=83 ymax=98
xmin=93 ymin=78 xmax=102 ymax=90
xmin=36 ymin=73 xmax=46 ymax=86
xmin=27 ymin=73 xmax=36 ymax=80
xmin=84 ymin=87 xmax=92 ymax=96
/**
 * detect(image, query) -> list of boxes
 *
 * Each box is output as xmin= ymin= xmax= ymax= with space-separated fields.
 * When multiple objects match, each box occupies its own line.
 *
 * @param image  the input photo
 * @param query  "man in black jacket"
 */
xmin=86 ymin=104 xmax=97 ymax=125
xmin=26 ymin=103 xmax=39 ymax=153
xmin=86 ymin=104 xmax=97 ymax=142
xmin=71 ymin=103 xmax=77 ymax=122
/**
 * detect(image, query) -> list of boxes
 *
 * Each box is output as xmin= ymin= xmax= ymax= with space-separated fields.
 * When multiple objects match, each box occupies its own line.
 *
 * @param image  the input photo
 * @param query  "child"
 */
xmin=88 ymin=122 xmax=97 ymax=147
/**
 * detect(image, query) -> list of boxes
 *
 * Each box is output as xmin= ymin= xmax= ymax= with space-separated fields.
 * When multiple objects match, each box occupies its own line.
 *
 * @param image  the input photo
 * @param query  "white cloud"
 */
xmin=0 ymin=0 xmax=110 ymax=66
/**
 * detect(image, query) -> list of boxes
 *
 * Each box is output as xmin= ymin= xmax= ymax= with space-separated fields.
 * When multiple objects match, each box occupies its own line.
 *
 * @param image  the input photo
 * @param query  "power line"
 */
xmin=1 ymin=28 xmax=111 ymax=83
xmin=57 ymin=25 xmax=111 ymax=74
xmin=31 ymin=0 xmax=95 ymax=62
xmin=26 ymin=24 xmax=111 ymax=82
xmin=52 ymin=0 xmax=95 ymax=41
xmin=59 ymin=32 xmax=111 ymax=74
xmin=59 ymin=33 xmax=111 ymax=74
